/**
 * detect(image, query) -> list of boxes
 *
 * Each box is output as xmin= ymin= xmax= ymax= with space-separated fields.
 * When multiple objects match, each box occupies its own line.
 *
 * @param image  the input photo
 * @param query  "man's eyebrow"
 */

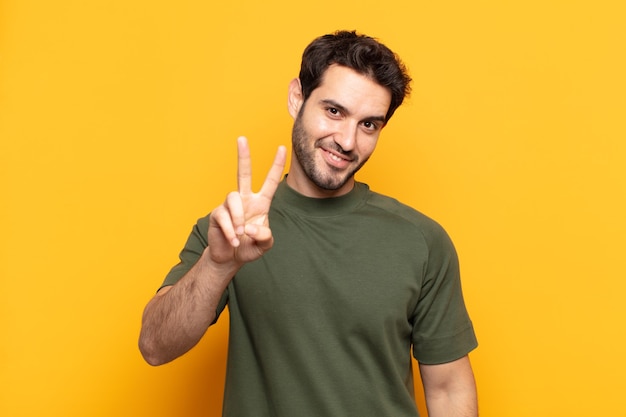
xmin=320 ymin=99 xmax=349 ymax=114
xmin=363 ymin=114 xmax=387 ymax=124
xmin=320 ymin=99 xmax=387 ymax=123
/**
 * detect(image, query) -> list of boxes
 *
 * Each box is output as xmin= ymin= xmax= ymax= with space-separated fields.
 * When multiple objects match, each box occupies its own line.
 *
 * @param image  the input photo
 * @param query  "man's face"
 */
xmin=287 ymin=64 xmax=392 ymax=198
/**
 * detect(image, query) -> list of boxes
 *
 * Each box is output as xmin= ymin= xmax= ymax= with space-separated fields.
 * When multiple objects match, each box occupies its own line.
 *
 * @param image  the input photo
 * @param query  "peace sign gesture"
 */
xmin=208 ymin=137 xmax=287 ymax=266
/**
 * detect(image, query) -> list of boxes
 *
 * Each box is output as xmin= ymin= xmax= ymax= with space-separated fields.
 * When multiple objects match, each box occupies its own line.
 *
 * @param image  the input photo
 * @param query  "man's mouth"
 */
xmin=321 ymin=147 xmax=353 ymax=169
xmin=328 ymin=151 xmax=345 ymax=162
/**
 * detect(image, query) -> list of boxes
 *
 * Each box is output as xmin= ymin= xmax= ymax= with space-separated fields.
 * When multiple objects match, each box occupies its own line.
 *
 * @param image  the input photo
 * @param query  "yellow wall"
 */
xmin=2 ymin=1 xmax=625 ymax=416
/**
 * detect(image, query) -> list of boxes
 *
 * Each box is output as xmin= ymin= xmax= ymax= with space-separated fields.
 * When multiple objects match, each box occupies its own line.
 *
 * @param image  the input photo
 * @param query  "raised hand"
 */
xmin=208 ymin=136 xmax=287 ymax=266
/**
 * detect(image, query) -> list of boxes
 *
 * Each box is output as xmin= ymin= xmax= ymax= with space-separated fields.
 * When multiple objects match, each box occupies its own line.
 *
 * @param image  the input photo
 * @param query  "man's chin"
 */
xmin=311 ymin=173 xmax=353 ymax=192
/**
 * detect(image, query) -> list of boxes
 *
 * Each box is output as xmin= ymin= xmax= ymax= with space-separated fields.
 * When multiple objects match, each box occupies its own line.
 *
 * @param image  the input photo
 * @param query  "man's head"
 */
xmin=285 ymin=31 xmax=411 ymax=198
xmin=298 ymin=30 xmax=412 ymax=123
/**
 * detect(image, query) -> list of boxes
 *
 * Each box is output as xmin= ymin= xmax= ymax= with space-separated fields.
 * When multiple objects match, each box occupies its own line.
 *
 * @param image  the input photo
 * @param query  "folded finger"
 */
xmin=224 ymin=191 xmax=245 ymax=236
xmin=210 ymin=204 xmax=240 ymax=247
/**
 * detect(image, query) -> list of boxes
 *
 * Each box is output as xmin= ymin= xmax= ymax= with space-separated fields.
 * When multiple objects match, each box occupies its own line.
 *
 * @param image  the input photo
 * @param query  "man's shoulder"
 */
xmin=362 ymin=186 xmax=450 ymax=240
xmin=363 ymin=187 xmax=430 ymax=221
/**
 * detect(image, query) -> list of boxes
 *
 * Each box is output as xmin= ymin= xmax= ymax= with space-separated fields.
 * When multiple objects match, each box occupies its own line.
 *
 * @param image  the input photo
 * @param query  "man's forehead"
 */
xmin=312 ymin=65 xmax=391 ymax=116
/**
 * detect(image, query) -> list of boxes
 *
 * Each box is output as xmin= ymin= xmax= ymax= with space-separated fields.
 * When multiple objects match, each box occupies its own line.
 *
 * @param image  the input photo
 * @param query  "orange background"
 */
xmin=1 ymin=1 xmax=625 ymax=416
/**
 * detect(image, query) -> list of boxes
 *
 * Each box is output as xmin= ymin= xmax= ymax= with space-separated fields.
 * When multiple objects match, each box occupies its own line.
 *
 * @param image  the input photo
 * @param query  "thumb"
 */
xmin=244 ymin=223 xmax=274 ymax=252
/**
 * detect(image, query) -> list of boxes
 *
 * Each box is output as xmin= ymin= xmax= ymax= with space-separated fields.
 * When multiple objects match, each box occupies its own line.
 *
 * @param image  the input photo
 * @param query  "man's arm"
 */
xmin=138 ymin=248 xmax=238 ymax=366
xmin=419 ymin=355 xmax=478 ymax=417
xmin=138 ymin=137 xmax=286 ymax=366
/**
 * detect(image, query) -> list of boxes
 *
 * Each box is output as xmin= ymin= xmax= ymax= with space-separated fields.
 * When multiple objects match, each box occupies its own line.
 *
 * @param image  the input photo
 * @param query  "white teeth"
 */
xmin=329 ymin=153 xmax=342 ymax=161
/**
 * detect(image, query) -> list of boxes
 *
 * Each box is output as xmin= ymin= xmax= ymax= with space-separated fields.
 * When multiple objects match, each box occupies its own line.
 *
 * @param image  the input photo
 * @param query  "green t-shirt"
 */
xmin=163 ymin=180 xmax=477 ymax=417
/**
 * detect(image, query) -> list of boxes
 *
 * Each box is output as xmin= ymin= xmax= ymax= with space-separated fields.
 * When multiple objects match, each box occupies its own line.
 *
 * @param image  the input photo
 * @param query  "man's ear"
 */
xmin=287 ymin=78 xmax=304 ymax=119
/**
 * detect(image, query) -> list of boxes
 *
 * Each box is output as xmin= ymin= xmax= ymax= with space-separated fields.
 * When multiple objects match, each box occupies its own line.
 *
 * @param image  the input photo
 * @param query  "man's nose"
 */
xmin=334 ymin=122 xmax=357 ymax=152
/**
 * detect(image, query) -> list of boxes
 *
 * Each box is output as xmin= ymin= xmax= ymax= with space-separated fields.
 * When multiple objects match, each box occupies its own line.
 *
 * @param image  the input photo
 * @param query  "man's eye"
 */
xmin=327 ymin=107 xmax=339 ymax=116
xmin=363 ymin=121 xmax=378 ymax=130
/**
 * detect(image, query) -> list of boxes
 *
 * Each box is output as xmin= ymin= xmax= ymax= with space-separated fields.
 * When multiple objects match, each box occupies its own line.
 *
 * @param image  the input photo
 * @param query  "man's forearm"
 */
xmin=138 ymin=247 xmax=236 ymax=365
xmin=420 ymin=356 xmax=478 ymax=417
xmin=424 ymin=387 xmax=478 ymax=417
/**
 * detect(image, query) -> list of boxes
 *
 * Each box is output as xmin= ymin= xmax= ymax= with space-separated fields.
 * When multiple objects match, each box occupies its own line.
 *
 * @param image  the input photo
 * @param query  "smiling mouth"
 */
xmin=327 ymin=151 xmax=345 ymax=162
xmin=320 ymin=147 xmax=354 ymax=170
xmin=320 ymin=144 xmax=352 ymax=161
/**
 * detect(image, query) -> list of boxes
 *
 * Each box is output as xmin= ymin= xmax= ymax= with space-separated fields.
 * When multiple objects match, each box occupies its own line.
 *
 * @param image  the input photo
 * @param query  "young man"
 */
xmin=139 ymin=31 xmax=478 ymax=417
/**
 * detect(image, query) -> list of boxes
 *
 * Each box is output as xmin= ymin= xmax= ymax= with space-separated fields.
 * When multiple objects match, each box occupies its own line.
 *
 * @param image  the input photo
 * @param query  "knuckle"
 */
xmin=225 ymin=191 xmax=240 ymax=205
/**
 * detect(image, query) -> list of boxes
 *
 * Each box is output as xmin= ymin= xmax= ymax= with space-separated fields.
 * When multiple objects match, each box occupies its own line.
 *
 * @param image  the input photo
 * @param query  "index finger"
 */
xmin=237 ymin=136 xmax=252 ymax=194
xmin=259 ymin=145 xmax=287 ymax=199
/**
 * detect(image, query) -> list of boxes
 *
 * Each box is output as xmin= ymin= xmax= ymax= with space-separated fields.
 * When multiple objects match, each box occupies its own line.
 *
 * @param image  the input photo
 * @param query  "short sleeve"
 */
xmin=411 ymin=223 xmax=478 ymax=364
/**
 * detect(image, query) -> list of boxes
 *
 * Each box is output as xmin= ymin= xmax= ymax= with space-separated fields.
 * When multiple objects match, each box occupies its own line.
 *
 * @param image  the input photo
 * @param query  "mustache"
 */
xmin=314 ymin=139 xmax=355 ymax=160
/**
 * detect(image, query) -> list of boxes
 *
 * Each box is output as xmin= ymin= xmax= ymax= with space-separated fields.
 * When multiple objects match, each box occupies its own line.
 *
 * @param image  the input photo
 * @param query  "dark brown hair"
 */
xmin=299 ymin=30 xmax=412 ymax=122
